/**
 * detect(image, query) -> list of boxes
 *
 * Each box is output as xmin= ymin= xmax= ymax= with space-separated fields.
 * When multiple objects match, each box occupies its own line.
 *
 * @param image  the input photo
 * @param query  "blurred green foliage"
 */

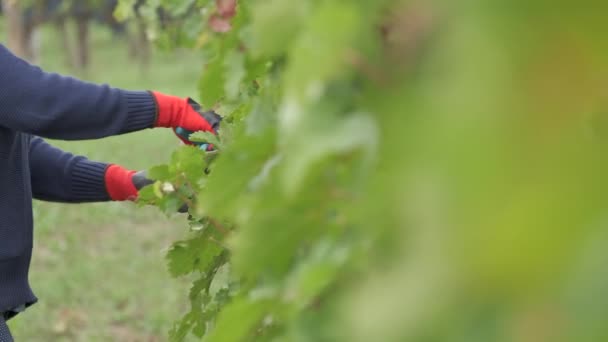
xmin=125 ymin=0 xmax=608 ymax=341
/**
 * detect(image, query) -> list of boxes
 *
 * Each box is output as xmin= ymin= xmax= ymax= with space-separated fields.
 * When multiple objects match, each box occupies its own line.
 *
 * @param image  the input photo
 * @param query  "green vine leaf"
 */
xmin=189 ymin=131 xmax=224 ymax=150
xmin=166 ymin=230 xmax=225 ymax=278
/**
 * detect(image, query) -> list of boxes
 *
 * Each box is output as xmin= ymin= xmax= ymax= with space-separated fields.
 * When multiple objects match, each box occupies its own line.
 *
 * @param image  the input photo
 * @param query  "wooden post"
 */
xmin=2 ymin=0 xmax=28 ymax=58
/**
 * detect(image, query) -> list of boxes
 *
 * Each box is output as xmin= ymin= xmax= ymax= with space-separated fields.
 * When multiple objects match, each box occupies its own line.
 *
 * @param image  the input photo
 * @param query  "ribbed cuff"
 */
xmin=122 ymin=91 xmax=157 ymax=133
xmin=69 ymin=160 xmax=111 ymax=202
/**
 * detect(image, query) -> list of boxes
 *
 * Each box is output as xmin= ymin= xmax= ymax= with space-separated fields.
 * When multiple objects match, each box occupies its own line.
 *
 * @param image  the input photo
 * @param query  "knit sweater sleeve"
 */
xmin=29 ymin=136 xmax=111 ymax=203
xmin=0 ymin=44 xmax=156 ymax=139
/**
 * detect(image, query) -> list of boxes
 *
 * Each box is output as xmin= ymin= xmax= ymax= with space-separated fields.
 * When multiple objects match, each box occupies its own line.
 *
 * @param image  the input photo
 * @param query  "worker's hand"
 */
xmin=151 ymin=92 xmax=222 ymax=144
xmin=105 ymin=166 xmax=189 ymax=212
xmin=105 ymin=165 xmax=149 ymax=201
xmin=174 ymin=99 xmax=222 ymax=148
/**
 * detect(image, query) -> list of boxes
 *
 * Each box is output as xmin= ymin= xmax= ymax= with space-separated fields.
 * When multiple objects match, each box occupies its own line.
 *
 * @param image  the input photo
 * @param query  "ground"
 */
xmin=1 ymin=21 xmax=202 ymax=341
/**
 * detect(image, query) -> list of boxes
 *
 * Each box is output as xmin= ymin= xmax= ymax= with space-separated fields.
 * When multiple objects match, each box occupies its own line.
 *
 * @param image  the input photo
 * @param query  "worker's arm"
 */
xmin=28 ymin=136 xmax=150 ymax=203
xmin=0 ymin=44 xmax=214 ymax=140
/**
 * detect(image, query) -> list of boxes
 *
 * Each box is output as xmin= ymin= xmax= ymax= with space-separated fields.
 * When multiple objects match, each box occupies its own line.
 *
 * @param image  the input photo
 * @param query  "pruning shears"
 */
xmin=175 ymin=99 xmax=223 ymax=151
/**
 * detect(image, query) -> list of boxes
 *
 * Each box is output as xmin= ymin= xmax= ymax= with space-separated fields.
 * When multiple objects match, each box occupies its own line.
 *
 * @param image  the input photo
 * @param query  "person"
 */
xmin=0 ymin=43 xmax=217 ymax=341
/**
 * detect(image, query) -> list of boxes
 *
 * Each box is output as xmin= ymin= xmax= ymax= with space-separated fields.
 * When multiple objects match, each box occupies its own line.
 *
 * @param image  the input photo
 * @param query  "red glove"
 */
xmin=105 ymin=164 xmax=138 ymax=201
xmin=105 ymin=166 xmax=187 ymax=212
xmin=152 ymin=92 xmax=214 ymax=133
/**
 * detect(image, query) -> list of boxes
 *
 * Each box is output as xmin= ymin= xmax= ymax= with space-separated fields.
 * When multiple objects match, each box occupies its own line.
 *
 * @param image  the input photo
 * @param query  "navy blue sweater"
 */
xmin=0 ymin=44 xmax=157 ymax=314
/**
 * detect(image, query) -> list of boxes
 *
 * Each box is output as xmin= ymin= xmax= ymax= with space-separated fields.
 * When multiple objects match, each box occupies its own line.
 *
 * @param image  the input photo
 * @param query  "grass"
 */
xmin=2 ymin=20 xmax=203 ymax=341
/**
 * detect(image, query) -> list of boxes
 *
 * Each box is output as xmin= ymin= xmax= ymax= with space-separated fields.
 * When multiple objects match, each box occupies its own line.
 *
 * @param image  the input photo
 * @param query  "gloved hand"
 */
xmin=174 ymin=99 xmax=223 ymax=149
xmin=105 ymin=166 xmax=189 ymax=212
xmin=151 ymin=92 xmax=222 ymax=144
xmin=104 ymin=165 xmax=152 ymax=201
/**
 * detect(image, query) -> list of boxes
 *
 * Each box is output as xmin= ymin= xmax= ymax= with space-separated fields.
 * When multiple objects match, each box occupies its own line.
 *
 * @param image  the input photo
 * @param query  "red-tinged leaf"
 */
xmin=209 ymin=14 xmax=232 ymax=33
xmin=216 ymin=0 xmax=237 ymax=18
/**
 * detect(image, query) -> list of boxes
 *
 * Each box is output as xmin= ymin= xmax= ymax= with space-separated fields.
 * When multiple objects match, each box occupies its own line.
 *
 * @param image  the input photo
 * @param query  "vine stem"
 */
xmin=175 ymin=191 xmax=196 ymax=211
xmin=174 ymin=173 xmax=197 ymax=210
xmin=209 ymin=217 xmax=230 ymax=236
xmin=209 ymin=237 xmax=231 ymax=251
xmin=177 ymin=173 xmax=230 ymax=237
